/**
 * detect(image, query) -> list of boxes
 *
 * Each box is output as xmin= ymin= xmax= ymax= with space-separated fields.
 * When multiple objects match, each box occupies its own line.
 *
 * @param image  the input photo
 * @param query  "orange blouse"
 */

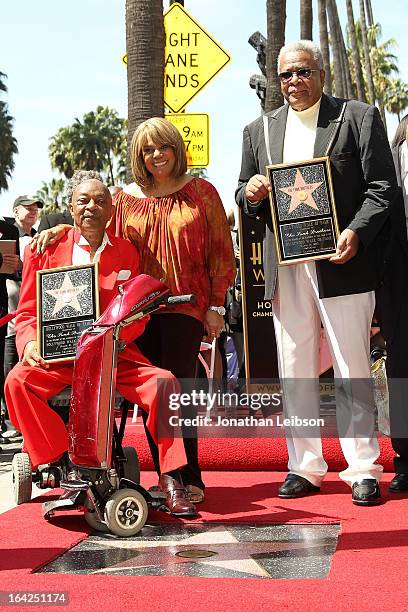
xmin=113 ymin=178 xmax=236 ymax=323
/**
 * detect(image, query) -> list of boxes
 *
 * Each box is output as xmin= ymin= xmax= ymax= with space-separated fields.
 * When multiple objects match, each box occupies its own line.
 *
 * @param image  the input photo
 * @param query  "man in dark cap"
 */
xmin=12 ymin=195 xmax=43 ymax=239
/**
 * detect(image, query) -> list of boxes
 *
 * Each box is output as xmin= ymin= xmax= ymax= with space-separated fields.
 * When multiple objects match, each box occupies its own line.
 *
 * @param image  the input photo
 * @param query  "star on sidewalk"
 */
xmin=279 ymin=168 xmax=323 ymax=214
xmin=45 ymin=273 xmax=88 ymax=316
xmin=93 ymin=526 xmax=325 ymax=578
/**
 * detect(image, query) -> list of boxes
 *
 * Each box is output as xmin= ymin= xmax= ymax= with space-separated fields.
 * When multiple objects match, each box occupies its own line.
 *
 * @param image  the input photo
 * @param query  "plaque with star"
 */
xmin=266 ymin=157 xmax=340 ymax=264
xmin=37 ymin=263 xmax=99 ymax=362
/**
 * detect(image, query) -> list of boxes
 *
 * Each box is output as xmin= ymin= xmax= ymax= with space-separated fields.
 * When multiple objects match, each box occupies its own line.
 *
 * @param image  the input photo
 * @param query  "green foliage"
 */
xmin=383 ymin=79 xmax=408 ymax=121
xmin=346 ymin=20 xmax=408 ymax=122
xmin=49 ymin=106 xmax=127 ymax=184
xmin=0 ymin=71 xmax=18 ymax=192
xmin=34 ymin=179 xmax=66 ymax=217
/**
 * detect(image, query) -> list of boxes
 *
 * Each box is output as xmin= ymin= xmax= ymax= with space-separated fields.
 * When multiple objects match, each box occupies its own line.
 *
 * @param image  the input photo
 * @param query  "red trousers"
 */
xmin=5 ymin=353 xmax=187 ymax=473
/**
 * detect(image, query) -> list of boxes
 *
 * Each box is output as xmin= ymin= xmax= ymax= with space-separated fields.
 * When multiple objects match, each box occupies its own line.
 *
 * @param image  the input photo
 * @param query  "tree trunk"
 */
xmin=326 ymin=0 xmax=345 ymax=98
xmin=359 ymin=0 xmax=376 ymax=105
xmin=379 ymin=105 xmax=387 ymax=132
xmin=364 ymin=0 xmax=374 ymax=27
xmin=317 ymin=0 xmax=332 ymax=95
xmin=126 ymin=0 xmax=165 ymax=181
xmin=340 ymin=37 xmax=354 ymax=99
xmin=300 ymin=0 xmax=313 ymax=40
xmin=328 ymin=0 xmax=353 ymax=98
xmin=265 ymin=0 xmax=286 ymax=113
xmin=345 ymin=0 xmax=366 ymax=102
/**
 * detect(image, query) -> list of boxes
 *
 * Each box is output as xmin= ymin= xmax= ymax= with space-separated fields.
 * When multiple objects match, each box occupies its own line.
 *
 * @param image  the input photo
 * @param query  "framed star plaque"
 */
xmin=37 ymin=263 xmax=99 ymax=362
xmin=266 ymin=157 xmax=340 ymax=264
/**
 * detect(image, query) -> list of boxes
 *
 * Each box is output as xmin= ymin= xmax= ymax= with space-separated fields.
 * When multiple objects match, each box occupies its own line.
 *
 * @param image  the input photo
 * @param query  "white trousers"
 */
xmin=272 ymin=262 xmax=382 ymax=486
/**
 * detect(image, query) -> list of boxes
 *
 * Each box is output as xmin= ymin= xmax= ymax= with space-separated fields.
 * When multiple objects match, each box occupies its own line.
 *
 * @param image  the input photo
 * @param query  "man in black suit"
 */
xmin=236 ymin=40 xmax=397 ymax=505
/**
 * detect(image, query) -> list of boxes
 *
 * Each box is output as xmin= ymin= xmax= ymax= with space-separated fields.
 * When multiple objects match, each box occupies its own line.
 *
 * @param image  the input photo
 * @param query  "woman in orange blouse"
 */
xmin=114 ymin=117 xmax=235 ymax=511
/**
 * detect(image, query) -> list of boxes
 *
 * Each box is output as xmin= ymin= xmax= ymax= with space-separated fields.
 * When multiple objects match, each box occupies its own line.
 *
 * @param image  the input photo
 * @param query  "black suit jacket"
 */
xmin=0 ymin=219 xmax=20 ymax=313
xmin=236 ymin=94 xmax=397 ymax=299
xmin=38 ymin=209 xmax=73 ymax=231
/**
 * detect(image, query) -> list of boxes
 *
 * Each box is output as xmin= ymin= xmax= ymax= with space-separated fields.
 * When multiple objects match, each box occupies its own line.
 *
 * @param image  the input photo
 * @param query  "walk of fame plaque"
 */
xmin=266 ymin=157 xmax=340 ymax=264
xmin=37 ymin=263 xmax=99 ymax=362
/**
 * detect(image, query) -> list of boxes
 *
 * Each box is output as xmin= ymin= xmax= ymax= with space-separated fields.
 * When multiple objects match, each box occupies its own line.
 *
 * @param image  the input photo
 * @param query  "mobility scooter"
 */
xmin=12 ymin=274 xmax=194 ymax=537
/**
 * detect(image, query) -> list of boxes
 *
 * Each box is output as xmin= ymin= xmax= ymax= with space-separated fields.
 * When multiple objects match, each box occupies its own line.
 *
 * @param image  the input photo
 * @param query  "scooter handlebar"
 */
xmin=164 ymin=294 xmax=195 ymax=306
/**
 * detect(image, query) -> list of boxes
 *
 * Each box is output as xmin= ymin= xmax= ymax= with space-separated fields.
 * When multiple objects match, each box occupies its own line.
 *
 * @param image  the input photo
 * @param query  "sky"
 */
xmin=1 ymin=0 xmax=407 ymax=217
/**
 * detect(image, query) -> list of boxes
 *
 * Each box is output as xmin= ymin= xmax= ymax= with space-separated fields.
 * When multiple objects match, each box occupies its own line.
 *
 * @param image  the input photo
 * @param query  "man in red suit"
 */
xmin=5 ymin=173 xmax=196 ymax=516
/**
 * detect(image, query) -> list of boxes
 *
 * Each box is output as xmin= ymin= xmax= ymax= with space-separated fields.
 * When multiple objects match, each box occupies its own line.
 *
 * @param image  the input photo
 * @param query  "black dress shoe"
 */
xmin=389 ymin=473 xmax=408 ymax=492
xmin=278 ymin=474 xmax=320 ymax=498
xmin=352 ymin=479 xmax=381 ymax=505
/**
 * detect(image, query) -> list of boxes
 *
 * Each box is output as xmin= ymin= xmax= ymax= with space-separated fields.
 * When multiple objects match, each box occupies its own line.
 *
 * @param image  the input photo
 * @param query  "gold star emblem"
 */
xmin=279 ymin=168 xmax=323 ymax=214
xmin=45 ymin=273 xmax=88 ymax=316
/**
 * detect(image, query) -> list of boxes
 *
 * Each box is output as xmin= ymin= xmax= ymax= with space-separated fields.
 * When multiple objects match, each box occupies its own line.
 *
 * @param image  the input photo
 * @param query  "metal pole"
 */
xmin=170 ymin=1 xmax=184 ymax=5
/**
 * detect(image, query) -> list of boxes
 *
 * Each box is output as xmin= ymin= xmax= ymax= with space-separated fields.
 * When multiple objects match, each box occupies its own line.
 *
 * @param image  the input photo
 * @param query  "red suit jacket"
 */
xmin=16 ymin=228 xmax=147 ymax=359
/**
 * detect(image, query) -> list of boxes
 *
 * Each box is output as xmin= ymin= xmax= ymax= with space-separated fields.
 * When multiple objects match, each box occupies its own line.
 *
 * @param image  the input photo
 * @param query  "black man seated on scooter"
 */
xmin=5 ymin=171 xmax=197 ymax=517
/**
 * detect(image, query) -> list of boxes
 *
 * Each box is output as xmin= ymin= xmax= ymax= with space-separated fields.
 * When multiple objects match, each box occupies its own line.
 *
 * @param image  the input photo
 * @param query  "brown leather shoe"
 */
xmin=159 ymin=474 xmax=197 ymax=517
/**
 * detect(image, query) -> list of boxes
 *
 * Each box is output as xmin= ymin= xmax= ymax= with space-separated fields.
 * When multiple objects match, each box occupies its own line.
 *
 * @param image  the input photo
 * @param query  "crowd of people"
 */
xmin=1 ymin=38 xmax=408 ymax=516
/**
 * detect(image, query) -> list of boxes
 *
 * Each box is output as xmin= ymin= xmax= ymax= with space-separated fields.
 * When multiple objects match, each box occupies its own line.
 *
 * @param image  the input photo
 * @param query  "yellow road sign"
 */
xmin=122 ymin=53 xmax=127 ymax=65
xmin=164 ymin=4 xmax=231 ymax=113
xmin=166 ymin=113 xmax=209 ymax=167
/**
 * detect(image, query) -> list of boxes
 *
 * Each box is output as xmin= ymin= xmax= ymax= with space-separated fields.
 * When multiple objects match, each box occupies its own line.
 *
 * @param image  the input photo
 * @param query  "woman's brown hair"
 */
xmin=130 ymin=117 xmax=187 ymax=187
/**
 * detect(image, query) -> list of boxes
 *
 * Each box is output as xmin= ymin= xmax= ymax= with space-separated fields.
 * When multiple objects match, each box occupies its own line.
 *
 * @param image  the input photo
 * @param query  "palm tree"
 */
xmin=326 ymin=0 xmax=345 ymax=98
xmin=126 ymin=0 xmax=165 ymax=181
xmin=359 ymin=0 xmax=376 ymax=105
xmin=35 ymin=179 xmax=66 ymax=215
xmin=351 ymin=19 xmax=399 ymax=130
xmin=265 ymin=0 xmax=286 ymax=112
xmin=369 ymin=31 xmax=399 ymax=130
xmin=317 ymin=0 xmax=332 ymax=95
xmin=345 ymin=0 xmax=366 ymax=102
xmin=49 ymin=106 xmax=126 ymax=183
xmin=0 ymin=71 xmax=18 ymax=192
xmin=364 ymin=0 xmax=374 ymax=27
xmin=300 ymin=0 xmax=312 ymax=40
xmin=329 ymin=0 xmax=353 ymax=98
xmin=48 ymin=127 xmax=76 ymax=179
xmin=384 ymin=79 xmax=408 ymax=122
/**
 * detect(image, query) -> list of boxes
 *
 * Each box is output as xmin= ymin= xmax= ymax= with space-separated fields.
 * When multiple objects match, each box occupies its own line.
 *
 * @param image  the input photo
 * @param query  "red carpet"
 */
xmin=1 ymin=471 xmax=408 ymax=611
xmin=124 ymin=419 xmax=396 ymax=471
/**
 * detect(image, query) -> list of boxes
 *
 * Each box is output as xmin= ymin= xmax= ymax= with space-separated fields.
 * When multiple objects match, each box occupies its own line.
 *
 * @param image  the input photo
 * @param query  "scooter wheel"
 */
xmin=104 ymin=488 xmax=148 ymax=537
xmin=12 ymin=452 xmax=32 ymax=505
xmin=122 ymin=447 xmax=140 ymax=484
xmin=84 ymin=499 xmax=109 ymax=533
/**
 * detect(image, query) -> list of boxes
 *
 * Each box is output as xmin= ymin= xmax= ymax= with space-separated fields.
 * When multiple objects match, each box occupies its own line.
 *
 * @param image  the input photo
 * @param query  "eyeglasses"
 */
xmin=278 ymin=68 xmax=319 ymax=83
xmin=142 ymin=144 xmax=173 ymax=157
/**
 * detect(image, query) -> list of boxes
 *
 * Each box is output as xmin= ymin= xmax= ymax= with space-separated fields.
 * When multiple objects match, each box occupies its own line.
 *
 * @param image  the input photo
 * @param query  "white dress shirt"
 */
xmin=72 ymin=232 xmax=111 ymax=265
